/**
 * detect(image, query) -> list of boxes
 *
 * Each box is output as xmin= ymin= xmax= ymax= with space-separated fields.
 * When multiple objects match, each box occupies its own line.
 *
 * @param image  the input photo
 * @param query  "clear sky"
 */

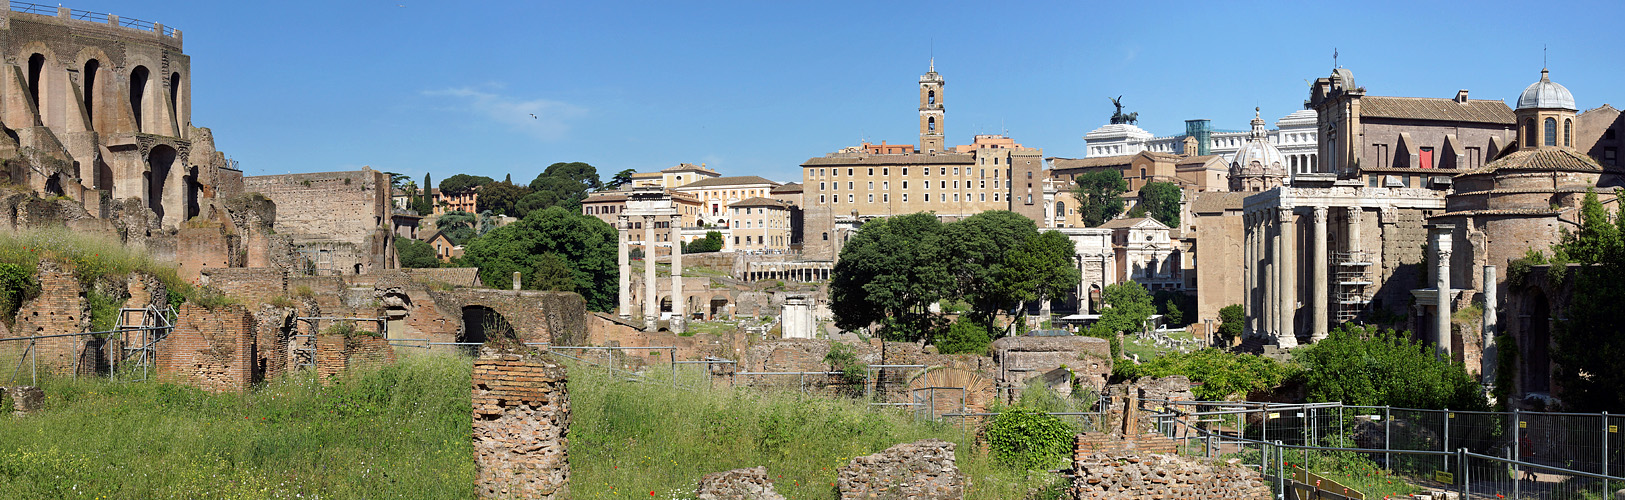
xmin=73 ymin=0 xmax=1620 ymax=185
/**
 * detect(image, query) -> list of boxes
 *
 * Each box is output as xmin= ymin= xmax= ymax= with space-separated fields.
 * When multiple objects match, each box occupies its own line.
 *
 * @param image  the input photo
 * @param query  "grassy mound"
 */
xmin=0 ymin=353 xmax=1056 ymax=499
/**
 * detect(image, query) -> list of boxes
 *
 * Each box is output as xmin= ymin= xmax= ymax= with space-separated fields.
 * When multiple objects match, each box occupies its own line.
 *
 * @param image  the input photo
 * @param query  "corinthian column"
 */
xmin=617 ymin=215 xmax=631 ymax=319
xmin=1276 ymin=207 xmax=1297 ymax=348
xmin=643 ymin=215 xmax=658 ymax=331
xmin=1311 ymin=206 xmax=1329 ymax=342
xmin=669 ymin=213 xmax=686 ymax=334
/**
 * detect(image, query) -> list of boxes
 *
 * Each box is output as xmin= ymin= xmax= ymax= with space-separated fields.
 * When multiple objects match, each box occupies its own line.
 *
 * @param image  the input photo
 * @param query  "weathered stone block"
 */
xmin=837 ymin=439 xmax=964 ymax=499
xmin=696 ymin=466 xmax=787 ymax=500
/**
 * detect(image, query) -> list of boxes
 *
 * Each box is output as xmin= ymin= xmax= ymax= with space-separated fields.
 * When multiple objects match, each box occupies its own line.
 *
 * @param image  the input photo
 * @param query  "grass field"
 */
xmin=0 ymin=352 xmax=1064 ymax=499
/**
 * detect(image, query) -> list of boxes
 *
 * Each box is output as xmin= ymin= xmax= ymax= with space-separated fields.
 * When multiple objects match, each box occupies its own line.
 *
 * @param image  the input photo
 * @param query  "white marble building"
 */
xmin=1082 ymin=109 xmax=1322 ymax=183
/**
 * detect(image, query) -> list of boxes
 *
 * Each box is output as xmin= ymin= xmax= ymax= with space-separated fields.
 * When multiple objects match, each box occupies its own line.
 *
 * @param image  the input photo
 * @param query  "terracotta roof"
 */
xmin=1460 ymin=148 xmax=1605 ymax=176
xmin=1177 ymin=155 xmax=1224 ymax=167
xmin=1049 ymin=155 xmax=1134 ymax=170
xmin=729 ymin=197 xmax=790 ymax=208
xmin=1359 ymin=96 xmax=1515 ymax=124
xmin=1141 ymin=151 xmax=1182 ymax=161
xmin=1189 ymin=192 xmax=1248 ymax=214
xmin=676 ymin=176 xmax=781 ymax=189
xmin=770 ymin=182 xmax=802 ymax=193
xmin=1432 ymin=208 xmax=1561 ymax=218
xmin=802 ymin=153 xmax=974 ymax=166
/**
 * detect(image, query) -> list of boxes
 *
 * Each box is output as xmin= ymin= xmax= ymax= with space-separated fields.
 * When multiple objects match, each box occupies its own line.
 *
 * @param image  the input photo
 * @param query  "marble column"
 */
xmin=1432 ymin=224 xmax=1455 ymax=358
xmin=1276 ymin=207 xmax=1298 ymax=348
xmin=669 ymin=214 xmax=685 ymax=334
xmin=1481 ymin=264 xmax=1499 ymax=386
xmin=643 ymin=215 xmax=658 ymax=331
xmin=1248 ymin=212 xmax=1261 ymax=337
xmin=1311 ymin=206 xmax=1329 ymax=342
xmin=617 ymin=215 xmax=631 ymax=320
xmin=1265 ymin=212 xmax=1278 ymax=342
xmin=1346 ymin=207 xmax=1363 ymax=254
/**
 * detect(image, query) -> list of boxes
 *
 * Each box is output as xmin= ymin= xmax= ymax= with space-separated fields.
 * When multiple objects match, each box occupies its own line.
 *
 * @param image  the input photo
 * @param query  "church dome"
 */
xmin=1231 ymin=109 xmax=1286 ymax=172
xmin=1516 ymin=69 xmax=1576 ymax=110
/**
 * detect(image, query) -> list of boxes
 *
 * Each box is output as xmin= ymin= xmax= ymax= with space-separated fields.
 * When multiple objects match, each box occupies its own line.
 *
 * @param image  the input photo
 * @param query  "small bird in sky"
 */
xmin=529 ymin=113 xmax=537 ymax=119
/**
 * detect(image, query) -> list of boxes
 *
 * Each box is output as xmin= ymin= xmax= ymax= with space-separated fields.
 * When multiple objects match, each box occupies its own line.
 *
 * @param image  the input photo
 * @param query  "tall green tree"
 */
xmin=830 ymin=213 xmax=954 ymax=341
xmin=945 ymin=211 xmax=1039 ymax=334
xmin=1547 ymin=190 xmax=1625 ymax=411
xmin=992 ymin=230 xmax=1081 ymax=335
xmin=1294 ymin=324 xmax=1488 ymax=410
xmin=477 ymin=180 xmax=531 ymax=216
xmin=414 ymin=173 xmax=434 ymax=213
xmin=435 ymin=211 xmax=483 ymax=244
xmin=1071 ymin=170 xmax=1128 ymax=227
xmin=1218 ymin=304 xmax=1245 ymax=342
xmin=460 ymin=206 xmax=618 ymax=311
xmin=1137 ymin=181 xmax=1182 ymax=228
xmin=438 ymin=174 xmax=493 ymax=195
xmin=607 ymin=168 xmax=636 ymax=190
xmin=396 ymin=238 xmax=440 ymax=268
xmin=1086 ymin=281 xmax=1155 ymax=358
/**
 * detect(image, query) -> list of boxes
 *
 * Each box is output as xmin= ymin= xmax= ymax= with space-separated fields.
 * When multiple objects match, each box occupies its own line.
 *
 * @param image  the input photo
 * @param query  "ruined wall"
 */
xmin=836 ymin=439 xmax=964 ymax=500
xmin=156 ymin=304 xmax=254 ymax=392
xmin=201 ymin=267 xmax=286 ymax=305
xmin=243 ymin=169 xmax=393 ymax=275
xmin=11 ymin=260 xmax=86 ymax=374
xmin=254 ymin=305 xmax=295 ymax=382
xmin=991 ymin=335 xmax=1113 ymax=391
xmin=472 ymin=350 xmax=569 ymax=499
xmin=695 ymin=466 xmax=786 ymax=500
xmin=434 ymin=289 xmax=587 ymax=346
xmin=316 ymin=329 xmax=394 ymax=382
xmin=1375 ymin=208 xmax=1428 ymax=313
xmin=1070 ymin=453 xmax=1271 ymax=500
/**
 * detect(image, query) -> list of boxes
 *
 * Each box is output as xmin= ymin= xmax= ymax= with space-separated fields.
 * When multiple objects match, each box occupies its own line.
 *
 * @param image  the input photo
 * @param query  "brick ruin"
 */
xmin=154 ymin=303 xmax=255 ymax=392
xmin=472 ymin=348 xmax=570 ymax=499
xmin=835 ymin=438 xmax=965 ymax=500
xmin=695 ymin=466 xmax=786 ymax=500
xmin=1069 ymin=453 xmax=1271 ymax=500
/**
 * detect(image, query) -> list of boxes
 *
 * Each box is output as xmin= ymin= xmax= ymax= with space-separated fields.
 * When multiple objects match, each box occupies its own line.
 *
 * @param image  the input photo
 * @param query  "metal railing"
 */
xmin=8 ymin=2 xmax=178 ymax=37
xmin=1141 ymin=398 xmax=1625 ymax=498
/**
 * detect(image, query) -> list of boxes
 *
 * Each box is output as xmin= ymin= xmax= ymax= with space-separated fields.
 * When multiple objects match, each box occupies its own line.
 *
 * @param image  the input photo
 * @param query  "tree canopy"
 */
xmin=1294 ymin=324 xmax=1488 ymax=410
xmin=682 ymin=231 xmax=724 ymax=253
xmin=438 ymin=174 xmax=493 ymax=195
xmin=1137 ymin=181 xmax=1182 ymax=228
xmin=525 ymin=162 xmax=602 ymax=212
xmin=1071 ymin=170 xmax=1127 ymax=227
xmin=1119 ymin=348 xmax=1296 ymax=400
xmin=1545 ymin=190 xmax=1625 ymax=411
xmin=396 ymin=238 xmax=441 ymax=269
xmin=459 ymin=206 xmax=619 ymax=311
xmin=476 ymin=180 xmax=531 ymax=216
xmin=831 ymin=211 xmax=1076 ymax=344
xmin=606 ymin=169 xmax=636 ymax=190
xmin=1086 ymin=281 xmax=1155 ymax=358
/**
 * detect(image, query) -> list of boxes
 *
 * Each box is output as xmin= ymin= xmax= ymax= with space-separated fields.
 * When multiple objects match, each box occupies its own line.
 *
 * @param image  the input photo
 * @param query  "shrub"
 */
xmin=1217 ymin=304 xmax=1244 ymax=341
xmin=823 ymin=342 xmax=867 ymax=385
xmin=935 ymin=317 xmax=991 ymax=355
xmin=1293 ymin=324 xmax=1488 ymax=410
xmin=985 ymin=406 xmax=1073 ymax=470
xmin=1117 ymin=348 xmax=1294 ymax=400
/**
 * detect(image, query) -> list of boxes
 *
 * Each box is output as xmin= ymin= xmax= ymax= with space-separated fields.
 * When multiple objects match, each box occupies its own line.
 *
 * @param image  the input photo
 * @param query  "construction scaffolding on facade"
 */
xmin=1333 ymin=250 xmax=1373 ymax=322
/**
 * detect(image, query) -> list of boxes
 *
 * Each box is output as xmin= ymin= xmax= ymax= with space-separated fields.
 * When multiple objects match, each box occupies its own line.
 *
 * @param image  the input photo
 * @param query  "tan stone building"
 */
xmin=581 ymin=188 xmax=703 ymax=229
xmin=432 ymin=187 xmax=477 ymax=215
xmin=1099 ymin=217 xmax=1182 ymax=291
xmin=630 ymin=162 xmax=720 ymax=188
xmin=1574 ymin=104 xmax=1621 ymax=170
xmin=728 ymin=197 xmax=792 ymax=253
xmin=674 ymin=175 xmax=782 ymax=226
xmin=798 ymin=65 xmax=1047 ymax=260
xmin=244 ymin=169 xmax=397 ymax=275
xmin=1189 ymin=192 xmax=1248 ymax=328
xmin=1311 ymin=68 xmax=1516 ymax=186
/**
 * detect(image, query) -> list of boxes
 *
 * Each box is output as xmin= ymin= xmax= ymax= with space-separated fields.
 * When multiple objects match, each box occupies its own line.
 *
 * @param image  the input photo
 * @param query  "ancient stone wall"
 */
xmin=201 ymin=267 xmax=287 ymax=306
xmin=434 ymin=289 xmax=587 ymax=346
xmin=695 ymin=466 xmax=786 ymax=500
xmin=156 ymin=304 xmax=255 ymax=392
xmin=1 ymin=385 xmax=45 ymax=415
xmin=836 ymin=439 xmax=964 ymax=499
xmin=472 ymin=350 xmax=569 ymax=499
xmin=1070 ymin=452 xmax=1271 ymax=499
xmin=243 ymin=169 xmax=393 ymax=275
xmin=316 ymin=327 xmax=394 ymax=382
xmin=253 ymin=305 xmax=295 ymax=382
xmin=11 ymin=260 xmax=87 ymax=374
xmin=991 ymin=335 xmax=1113 ymax=392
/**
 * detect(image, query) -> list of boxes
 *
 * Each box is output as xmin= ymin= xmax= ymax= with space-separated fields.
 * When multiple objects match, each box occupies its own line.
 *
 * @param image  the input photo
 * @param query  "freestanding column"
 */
xmin=1242 ymin=214 xmax=1252 ymax=337
xmin=643 ymin=215 xmax=658 ymax=331
xmin=1481 ymin=265 xmax=1498 ymax=387
xmin=617 ymin=215 xmax=630 ymax=319
xmin=1276 ymin=207 xmax=1298 ymax=348
xmin=1311 ymin=206 xmax=1329 ymax=342
xmin=669 ymin=214 xmax=685 ymax=334
xmin=1432 ymin=224 xmax=1455 ymax=359
xmin=1265 ymin=213 xmax=1279 ymax=342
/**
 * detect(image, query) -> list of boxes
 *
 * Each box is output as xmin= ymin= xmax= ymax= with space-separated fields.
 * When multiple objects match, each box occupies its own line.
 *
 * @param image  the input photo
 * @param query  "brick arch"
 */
xmin=431 ymin=289 xmax=587 ymax=346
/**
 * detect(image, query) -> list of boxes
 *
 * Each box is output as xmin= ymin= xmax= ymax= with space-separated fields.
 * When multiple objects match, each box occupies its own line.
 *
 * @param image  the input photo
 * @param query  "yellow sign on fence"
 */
xmin=1611 ymin=425 xmax=1619 ymax=433
xmin=1519 ymin=421 xmax=1527 ymax=428
xmin=1434 ymin=471 xmax=1454 ymax=484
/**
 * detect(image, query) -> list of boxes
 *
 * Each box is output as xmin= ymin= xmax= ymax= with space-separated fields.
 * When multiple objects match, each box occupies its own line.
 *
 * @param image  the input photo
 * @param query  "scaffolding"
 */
xmin=1333 ymin=251 xmax=1373 ymax=322
xmin=111 ymin=305 xmax=177 ymax=381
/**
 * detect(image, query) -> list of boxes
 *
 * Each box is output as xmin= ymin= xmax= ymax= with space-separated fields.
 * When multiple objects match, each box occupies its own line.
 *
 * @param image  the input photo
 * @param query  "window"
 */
xmin=902 ymin=167 xmax=908 ymax=175
xmin=1140 ymin=168 xmax=1147 ymax=178
xmin=867 ymin=194 xmax=874 ymax=203
xmin=928 ymin=90 xmax=935 ymax=105
xmin=819 ymin=182 xmax=825 ymax=190
xmin=882 ymin=194 xmax=888 ymax=202
xmin=1607 ymin=129 xmax=1618 ymax=140
xmin=980 ymin=169 xmax=985 ymax=177
xmin=994 ymin=157 xmax=1000 ymax=165
xmin=847 ymin=194 xmax=853 ymax=203
xmin=1605 ymin=147 xmax=1617 ymax=166
xmin=979 ymin=180 xmax=985 ymax=189
xmin=1419 ymin=147 xmax=1434 ymax=169
xmin=954 ymin=168 xmax=960 ymax=175
xmin=1525 ymin=119 xmax=1538 ymax=147
xmin=882 ymin=182 xmax=889 ymax=190
xmin=847 ymin=168 xmax=854 ymax=176
xmin=925 ymin=194 xmax=930 ymax=202
xmin=820 ymin=195 xmax=826 ymax=203
xmin=940 ymin=180 xmax=946 ymax=189
xmin=979 ymin=193 xmax=985 ymax=201
xmin=902 ymin=181 xmax=908 ymax=189
xmin=940 ymin=168 xmax=946 ymax=175
xmin=954 ymin=194 xmax=959 ymax=202
xmin=882 ymin=168 xmax=888 ymax=175
xmin=819 ymin=168 xmax=824 ymax=177
xmin=868 ymin=168 xmax=873 ymax=176
xmin=822 ymin=232 xmax=828 ymax=241
xmin=953 ymin=180 xmax=959 ymax=188
xmin=1545 ymin=118 xmax=1557 ymax=146
xmin=868 ymin=182 xmax=874 ymax=190
xmin=928 ymin=117 xmax=936 ymax=132
xmin=734 ymin=236 xmax=740 ymax=244
xmin=1565 ymin=119 xmax=1572 ymax=147
xmin=902 ymin=194 xmax=908 ymax=202
xmin=848 ymin=182 xmax=853 ymax=190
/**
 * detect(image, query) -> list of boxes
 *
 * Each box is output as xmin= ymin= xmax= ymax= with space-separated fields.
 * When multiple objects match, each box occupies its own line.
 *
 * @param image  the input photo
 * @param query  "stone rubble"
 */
xmin=836 ymin=438 xmax=965 ymax=499
xmin=695 ymin=466 xmax=787 ymax=500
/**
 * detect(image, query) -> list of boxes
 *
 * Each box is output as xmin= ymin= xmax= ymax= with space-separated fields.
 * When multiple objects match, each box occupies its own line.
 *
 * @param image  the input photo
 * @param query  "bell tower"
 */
xmin=919 ymin=59 xmax=945 ymax=153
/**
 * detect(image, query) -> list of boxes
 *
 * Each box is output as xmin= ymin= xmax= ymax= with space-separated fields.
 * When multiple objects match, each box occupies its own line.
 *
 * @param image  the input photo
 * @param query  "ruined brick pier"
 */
xmin=472 ymin=349 xmax=569 ymax=499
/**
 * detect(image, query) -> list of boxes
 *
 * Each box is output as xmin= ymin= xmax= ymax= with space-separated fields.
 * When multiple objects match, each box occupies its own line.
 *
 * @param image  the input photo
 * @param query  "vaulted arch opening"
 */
xmin=146 ymin=144 xmax=176 ymax=220
xmin=169 ymin=72 xmax=181 ymax=131
xmin=27 ymin=53 xmax=45 ymax=110
xmin=129 ymin=66 xmax=149 ymax=132
xmin=460 ymin=305 xmax=512 ymax=349
xmin=82 ymin=59 xmax=99 ymax=124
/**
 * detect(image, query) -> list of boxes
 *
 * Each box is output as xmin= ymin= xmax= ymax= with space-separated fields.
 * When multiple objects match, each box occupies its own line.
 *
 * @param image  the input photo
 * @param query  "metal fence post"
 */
xmin=1449 ymin=405 xmax=1462 ymax=474
xmin=1458 ymin=448 xmax=1469 ymax=498
xmin=1604 ymin=411 xmax=1610 ymax=477
xmin=1385 ymin=406 xmax=1392 ymax=472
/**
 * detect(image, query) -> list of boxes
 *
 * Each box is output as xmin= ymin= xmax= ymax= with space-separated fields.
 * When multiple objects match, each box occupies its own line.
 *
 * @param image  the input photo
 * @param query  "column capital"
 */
xmin=1276 ymin=206 xmax=1294 ymax=223
xmin=1345 ymin=206 xmax=1363 ymax=221
xmin=1312 ymin=205 xmax=1328 ymax=223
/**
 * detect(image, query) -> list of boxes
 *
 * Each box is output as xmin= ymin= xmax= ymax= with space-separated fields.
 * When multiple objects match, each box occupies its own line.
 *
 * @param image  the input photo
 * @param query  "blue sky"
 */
xmin=75 ymin=0 xmax=1620 ymax=185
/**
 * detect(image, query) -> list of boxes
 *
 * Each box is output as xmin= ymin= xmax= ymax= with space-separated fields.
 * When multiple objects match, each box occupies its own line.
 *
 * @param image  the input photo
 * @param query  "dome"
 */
xmin=1516 ymin=69 xmax=1576 ymax=110
xmin=1231 ymin=109 xmax=1286 ymax=172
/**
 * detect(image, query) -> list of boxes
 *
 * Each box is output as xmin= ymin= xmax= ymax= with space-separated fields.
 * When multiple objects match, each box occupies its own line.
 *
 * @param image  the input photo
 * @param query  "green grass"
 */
xmin=0 ymin=352 xmax=1062 ymax=499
